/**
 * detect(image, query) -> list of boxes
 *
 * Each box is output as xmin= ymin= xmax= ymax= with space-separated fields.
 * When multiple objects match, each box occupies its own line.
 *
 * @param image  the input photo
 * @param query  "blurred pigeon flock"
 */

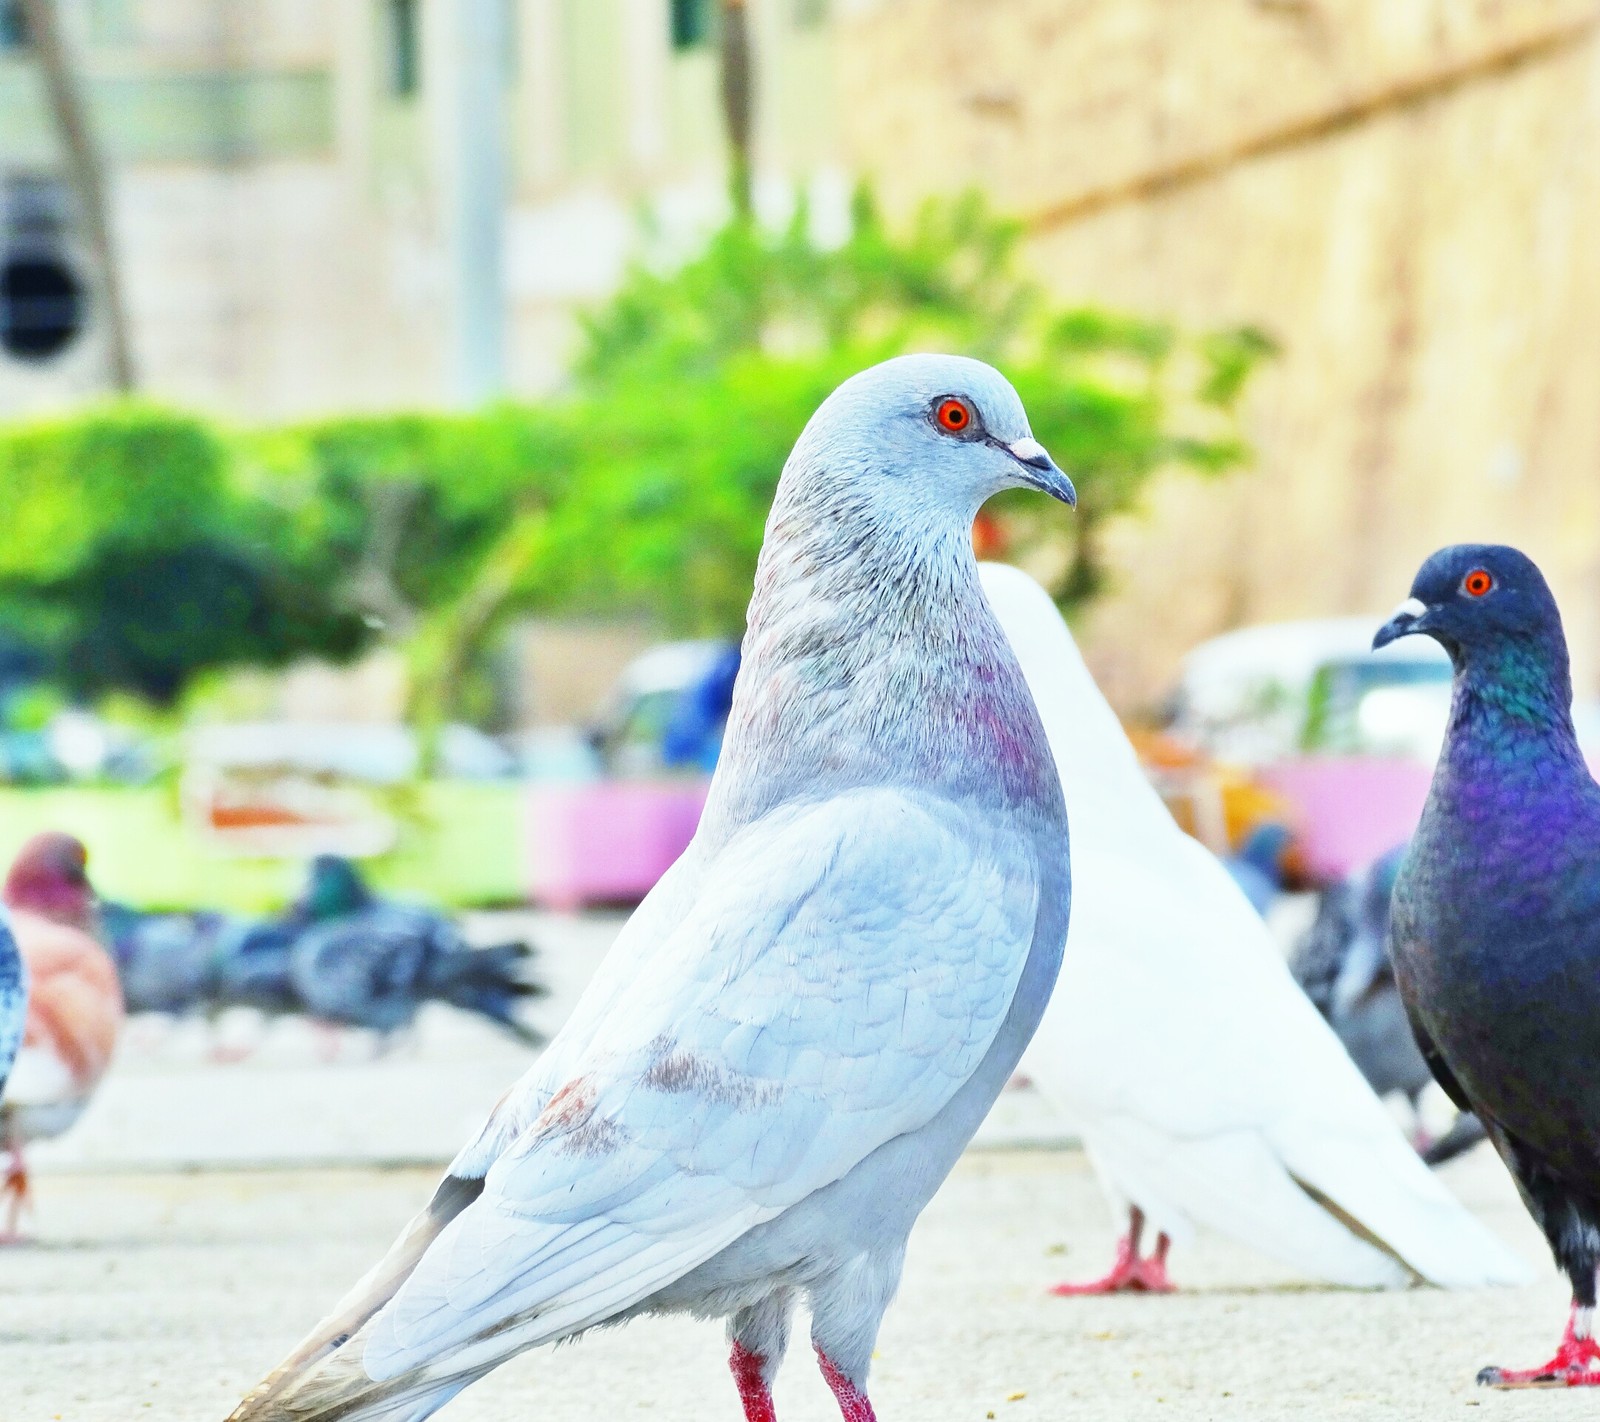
xmin=104 ymin=855 xmax=545 ymax=1048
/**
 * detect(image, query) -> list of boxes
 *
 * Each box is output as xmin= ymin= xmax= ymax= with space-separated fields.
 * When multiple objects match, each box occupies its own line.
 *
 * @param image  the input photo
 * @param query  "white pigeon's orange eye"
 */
xmin=935 ymin=397 xmax=974 ymax=434
xmin=1462 ymin=569 xmax=1494 ymax=598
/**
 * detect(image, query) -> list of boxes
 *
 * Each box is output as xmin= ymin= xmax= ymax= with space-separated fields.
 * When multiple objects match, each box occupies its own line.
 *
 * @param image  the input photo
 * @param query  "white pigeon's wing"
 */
xmin=984 ymin=562 xmax=1528 ymax=1290
xmin=249 ymin=787 xmax=1040 ymax=1416
xmin=1030 ymin=838 xmax=1529 ymax=1288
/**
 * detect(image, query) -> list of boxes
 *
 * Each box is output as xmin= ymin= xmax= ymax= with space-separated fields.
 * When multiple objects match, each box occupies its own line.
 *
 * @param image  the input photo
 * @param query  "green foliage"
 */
xmin=243 ymin=406 xmax=566 ymax=628
xmin=0 ymin=191 xmax=1273 ymax=721
xmin=0 ymin=406 xmax=369 ymax=706
xmin=539 ymin=191 xmax=1274 ymax=631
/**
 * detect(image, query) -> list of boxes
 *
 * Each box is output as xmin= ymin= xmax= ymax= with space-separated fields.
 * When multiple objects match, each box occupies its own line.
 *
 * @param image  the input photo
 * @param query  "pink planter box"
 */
xmin=526 ymin=779 xmax=711 ymax=910
xmin=1257 ymin=757 xmax=1433 ymax=882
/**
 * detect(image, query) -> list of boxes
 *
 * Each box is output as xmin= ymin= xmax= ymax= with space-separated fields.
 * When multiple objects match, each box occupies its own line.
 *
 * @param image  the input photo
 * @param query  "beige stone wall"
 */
xmin=840 ymin=0 xmax=1600 ymax=702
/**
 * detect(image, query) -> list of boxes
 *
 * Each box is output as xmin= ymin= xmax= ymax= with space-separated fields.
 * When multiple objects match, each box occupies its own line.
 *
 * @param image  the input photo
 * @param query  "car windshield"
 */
xmin=1302 ymin=659 xmax=1454 ymax=757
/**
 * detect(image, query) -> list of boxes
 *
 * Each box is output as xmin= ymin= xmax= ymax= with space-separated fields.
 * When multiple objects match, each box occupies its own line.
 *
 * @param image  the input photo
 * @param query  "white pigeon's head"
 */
xmin=782 ymin=354 xmax=1075 ymax=523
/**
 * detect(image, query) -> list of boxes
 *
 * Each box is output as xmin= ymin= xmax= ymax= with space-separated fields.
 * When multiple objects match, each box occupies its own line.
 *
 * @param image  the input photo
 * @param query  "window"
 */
xmin=0 ymin=0 xmax=30 ymax=52
xmin=670 ymin=0 xmax=713 ymax=50
xmin=386 ymin=0 xmax=420 ymax=98
xmin=1 ymin=176 xmax=84 ymax=364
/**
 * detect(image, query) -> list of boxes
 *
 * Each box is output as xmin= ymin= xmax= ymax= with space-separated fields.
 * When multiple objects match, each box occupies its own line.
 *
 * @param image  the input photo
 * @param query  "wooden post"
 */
xmin=17 ymin=0 xmax=136 ymax=390
xmin=720 ymin=0 xmax=754 ymax=219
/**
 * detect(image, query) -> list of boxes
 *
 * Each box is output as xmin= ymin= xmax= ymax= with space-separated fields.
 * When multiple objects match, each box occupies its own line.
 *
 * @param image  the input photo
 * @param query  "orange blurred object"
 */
xmin=1129 ymin=727 xmax=1301 ymax=864
xmin=972 ymin=510 xmax=1008 ymax=559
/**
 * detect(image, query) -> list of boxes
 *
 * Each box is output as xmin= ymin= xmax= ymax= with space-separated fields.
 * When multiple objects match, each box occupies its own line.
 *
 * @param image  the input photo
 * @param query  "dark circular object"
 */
xmin=0 ymin=252 xmax=85 ymax=361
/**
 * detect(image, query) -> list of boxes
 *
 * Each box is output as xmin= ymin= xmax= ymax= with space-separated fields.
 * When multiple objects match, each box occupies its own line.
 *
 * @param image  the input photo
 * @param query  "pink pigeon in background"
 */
xmin=1 ymin=832 xmax=124 ymax=1239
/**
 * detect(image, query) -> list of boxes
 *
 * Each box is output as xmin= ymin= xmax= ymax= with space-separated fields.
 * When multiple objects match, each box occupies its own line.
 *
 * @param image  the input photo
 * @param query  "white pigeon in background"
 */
xmin=980 ymin=562 xmax=1531 ymax=1293
xmin=226 ymin=355 xmax=1078 ymax=1422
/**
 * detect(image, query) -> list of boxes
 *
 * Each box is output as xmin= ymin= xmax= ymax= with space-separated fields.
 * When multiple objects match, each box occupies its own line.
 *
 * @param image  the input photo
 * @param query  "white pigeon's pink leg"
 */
xmin=1050 ymin=1206 xmax=1176 ymax=1295
xmin=729 ymin=1341 xmax=777 ymax=1422
xmin=0 ymin=1147 xmax=30 ymax=1244
xmin=816 ymin=1347 xmax=876 ymax=1422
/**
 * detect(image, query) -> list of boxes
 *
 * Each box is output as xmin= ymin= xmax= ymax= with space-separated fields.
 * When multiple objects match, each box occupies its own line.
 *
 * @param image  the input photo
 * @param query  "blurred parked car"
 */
xmin=1168 ymin=617 xmax=1453 ymax=766
xmin=527 ymin=640 xmax=738 ymax=910
xmin=1166 ymin=619 xmax=1499 ymax=881
xmin=588 ymin=640 xmax=740 ymax=777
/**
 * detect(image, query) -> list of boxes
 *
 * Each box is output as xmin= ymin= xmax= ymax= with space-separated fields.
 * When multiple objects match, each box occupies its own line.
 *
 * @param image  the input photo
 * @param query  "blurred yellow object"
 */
xmin=1128 ymin=727 xmax=1298 ymax=860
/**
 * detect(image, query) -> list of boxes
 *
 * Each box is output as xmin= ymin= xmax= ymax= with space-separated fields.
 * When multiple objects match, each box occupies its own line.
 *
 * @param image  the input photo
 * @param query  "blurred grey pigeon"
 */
xmin=1223 ymin=821 xmax=1292 ymax=916
xmin=212 ymin=916 xmax=304 ymax=1018
xmin=288 ymin=856 xmax=545 ymax=1044
xmin=102 ymin=901 xmax=227 ymax=1017
xmin=226 ymin=354 xmax=1075 ymax=1422
xmin=1376 ymin=544 xmax=1600 ymax=1387
xmin=1291 ymin=845 xmax=1485 ymax=1164
xmin=1 ymin=833 xmax=123 ymax=1238
xmin=101 ymin=900 xmax=315 ymax=1023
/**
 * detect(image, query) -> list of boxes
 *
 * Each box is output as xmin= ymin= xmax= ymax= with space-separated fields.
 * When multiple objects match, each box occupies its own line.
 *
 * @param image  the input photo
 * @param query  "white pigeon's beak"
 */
xmin=1003 ymin=437 xmax=1076 ymax=508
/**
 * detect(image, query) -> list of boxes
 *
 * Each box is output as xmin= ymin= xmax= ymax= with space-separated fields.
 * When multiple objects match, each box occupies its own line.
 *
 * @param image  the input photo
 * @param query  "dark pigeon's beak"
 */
xmin=1004 ymin=437 xmax=1076 ymax=508
xmin=1372 ymin=596 xmax=1430 ymax=651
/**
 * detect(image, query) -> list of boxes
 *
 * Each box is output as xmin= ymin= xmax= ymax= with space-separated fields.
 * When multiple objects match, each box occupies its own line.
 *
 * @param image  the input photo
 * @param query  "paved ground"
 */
xmin=4 ymin=1147 xmax=1590 ymax=1422
xmin=6 ymin=908 xmax=1594 ymax=1420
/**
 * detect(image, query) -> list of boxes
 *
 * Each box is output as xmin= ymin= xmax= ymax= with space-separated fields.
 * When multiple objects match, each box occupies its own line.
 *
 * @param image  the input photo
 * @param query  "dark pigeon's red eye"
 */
xmin=1463 ymin=569 xmax=1494 ymax=598
xmin=935 ymin=398 xmax=973 ymax=434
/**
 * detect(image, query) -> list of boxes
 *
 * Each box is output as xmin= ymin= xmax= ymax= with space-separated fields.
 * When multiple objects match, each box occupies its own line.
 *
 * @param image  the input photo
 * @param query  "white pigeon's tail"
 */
xmin=228 ymin=1350 xmax=481 ymax=1422
xmin=1090 ymin=1108 xmax=1530 ymax=1289
xmin=1081 ymin=1120 xmax=1409 ymax=1288
xmin=1269 ymin=1118 xmax=1531 ymax=1289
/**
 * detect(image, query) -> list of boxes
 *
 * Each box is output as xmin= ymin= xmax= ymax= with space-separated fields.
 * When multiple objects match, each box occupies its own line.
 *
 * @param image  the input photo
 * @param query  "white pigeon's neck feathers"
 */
xmin=979 ymin=563 xmax=1171 ymax=848
xmin=699 ymin=472 xmax=1059 ymax=839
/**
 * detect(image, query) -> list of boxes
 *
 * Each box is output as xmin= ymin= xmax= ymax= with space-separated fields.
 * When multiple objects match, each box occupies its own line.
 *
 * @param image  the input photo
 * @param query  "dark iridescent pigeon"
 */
xmin=1291 ymin=844 xmax=1485 ymax=1164
xmin=287 ymin=856 xmax=545 ymax=1044
xmin=1375 ymin=543 xmax=1600 ymax=1388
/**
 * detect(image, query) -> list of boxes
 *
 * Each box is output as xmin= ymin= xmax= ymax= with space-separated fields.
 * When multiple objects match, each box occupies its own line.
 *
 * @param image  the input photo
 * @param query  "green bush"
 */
xmin=0 ymin=405 xmax=370 ymax=705
xmin=0 ymin=193 xmax=1273 ymax=721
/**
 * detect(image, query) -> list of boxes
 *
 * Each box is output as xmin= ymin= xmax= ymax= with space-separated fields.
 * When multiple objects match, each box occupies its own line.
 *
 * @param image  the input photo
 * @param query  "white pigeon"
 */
xmin=981 ymin=562 xmax=1531 ymax=1292
xmin=227 ymin=355 xmax=1078 ymax=1422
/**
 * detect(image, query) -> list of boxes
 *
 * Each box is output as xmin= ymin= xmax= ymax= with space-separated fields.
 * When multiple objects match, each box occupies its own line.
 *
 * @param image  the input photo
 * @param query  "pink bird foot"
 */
xmin=1051 ymin=1206 xmax=1174 ymax=1296
xmin=816 ymin=1347 xmax=876 ymax=1422
xmin=730 ymin=1341 xmax=776 ymax=1422
xmin=0 ymin=1148 xmax=31 ymax=1244
xmin=1479 ymin=1307 xmax=1600 ymax=1388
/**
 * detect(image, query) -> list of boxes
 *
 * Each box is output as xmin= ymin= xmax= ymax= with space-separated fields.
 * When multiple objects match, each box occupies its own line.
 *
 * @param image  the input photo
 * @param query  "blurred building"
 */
xmin=837 ymin=0 xmax=1600 ymax=699
xmin=0 ymin=0 xmax=841 ymax=417
xmin=9 ymin=0 xmax=1600 ymax=708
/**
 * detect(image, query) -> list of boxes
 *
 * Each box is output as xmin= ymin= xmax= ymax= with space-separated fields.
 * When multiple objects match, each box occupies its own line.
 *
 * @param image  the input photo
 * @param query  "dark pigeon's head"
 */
xmin=4 ymin=831 xmax=95 ymax=927
xmin=1373 ymin=545 xmax=1566 ymax=673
